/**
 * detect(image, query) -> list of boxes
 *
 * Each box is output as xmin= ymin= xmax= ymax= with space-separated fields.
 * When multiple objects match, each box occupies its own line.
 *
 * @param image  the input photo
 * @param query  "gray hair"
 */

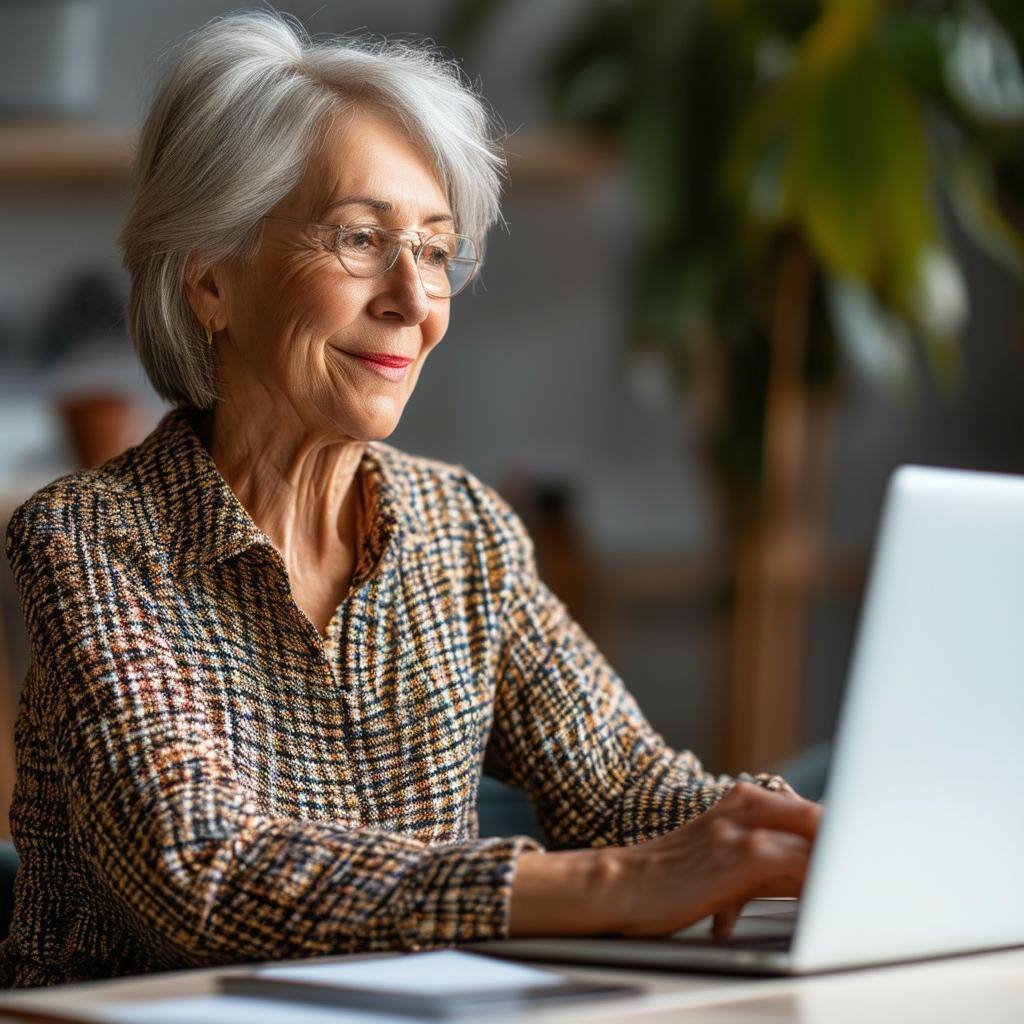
xmin=119 ymin=10 xmax=506 ymax=410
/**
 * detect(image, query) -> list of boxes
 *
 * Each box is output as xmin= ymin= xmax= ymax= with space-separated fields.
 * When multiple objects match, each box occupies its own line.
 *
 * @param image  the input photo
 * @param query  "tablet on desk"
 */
xmin=219 ymin=949 xmax=641 ymax=1018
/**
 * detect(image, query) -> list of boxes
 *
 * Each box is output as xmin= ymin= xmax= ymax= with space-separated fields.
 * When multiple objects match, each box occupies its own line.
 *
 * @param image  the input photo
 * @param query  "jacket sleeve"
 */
xmin=6 ymin=507 xmax=541 ymax=971
xmin=483 ymin=505 xmax=788 ymax=850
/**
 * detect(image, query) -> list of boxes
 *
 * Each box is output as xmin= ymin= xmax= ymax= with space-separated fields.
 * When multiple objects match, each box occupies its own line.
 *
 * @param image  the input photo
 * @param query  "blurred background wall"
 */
xmin=2 ymin=0 xmax=1023 ymax=837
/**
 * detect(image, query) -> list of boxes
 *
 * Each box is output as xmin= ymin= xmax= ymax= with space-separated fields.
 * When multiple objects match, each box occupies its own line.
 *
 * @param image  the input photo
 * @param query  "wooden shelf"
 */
xmin=599 ymin=548 xmax=869 ymax=603
xmin=0 ymin=121 xmax=134 ymax=186
xmin=504 ymin=131 xmax=619 ymax=183
xmin=0 ymin=122 xmax=616 ymax=188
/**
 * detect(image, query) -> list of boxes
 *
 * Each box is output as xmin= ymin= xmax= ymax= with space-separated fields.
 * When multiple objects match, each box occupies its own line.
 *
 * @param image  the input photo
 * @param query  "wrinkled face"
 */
xmin=216 ymin=110 xmax=453 ymax=441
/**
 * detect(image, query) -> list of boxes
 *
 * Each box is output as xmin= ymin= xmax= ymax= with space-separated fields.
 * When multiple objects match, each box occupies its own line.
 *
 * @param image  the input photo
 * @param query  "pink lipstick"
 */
xmin=343 ymin=351 xmax=413 ymax=382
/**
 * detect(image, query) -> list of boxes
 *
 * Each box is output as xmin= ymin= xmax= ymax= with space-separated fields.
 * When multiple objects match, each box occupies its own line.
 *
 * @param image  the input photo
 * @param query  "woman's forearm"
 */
xmin=508 ymin=848 xmax=627 ymax=937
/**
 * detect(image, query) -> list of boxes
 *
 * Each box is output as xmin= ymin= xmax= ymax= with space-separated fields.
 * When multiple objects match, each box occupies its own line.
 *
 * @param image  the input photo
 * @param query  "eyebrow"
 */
xmin=321 ymin=196 xmax=454 ymax=225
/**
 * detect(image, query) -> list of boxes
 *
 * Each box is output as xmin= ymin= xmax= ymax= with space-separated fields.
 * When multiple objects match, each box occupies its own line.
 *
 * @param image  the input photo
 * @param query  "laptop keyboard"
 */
xmin=667 ymin=902 xmax=797 ymax=951
xmin=670 ymin=933 xmax=794 ymax=951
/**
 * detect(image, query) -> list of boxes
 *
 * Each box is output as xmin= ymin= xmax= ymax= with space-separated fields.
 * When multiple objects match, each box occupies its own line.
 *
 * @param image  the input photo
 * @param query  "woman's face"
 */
xmin=213 ymin=111 xmax=453 ymax=442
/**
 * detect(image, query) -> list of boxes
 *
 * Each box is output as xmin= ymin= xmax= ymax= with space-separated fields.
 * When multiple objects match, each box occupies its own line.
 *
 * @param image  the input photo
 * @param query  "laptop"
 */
xmin=473 ymin=465 xmax=1024 ymax=975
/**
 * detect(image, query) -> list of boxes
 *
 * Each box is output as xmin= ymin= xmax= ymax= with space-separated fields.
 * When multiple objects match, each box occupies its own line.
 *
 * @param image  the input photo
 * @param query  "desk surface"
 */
xmin=1 ymin=946 xmax=1022 ymax=1023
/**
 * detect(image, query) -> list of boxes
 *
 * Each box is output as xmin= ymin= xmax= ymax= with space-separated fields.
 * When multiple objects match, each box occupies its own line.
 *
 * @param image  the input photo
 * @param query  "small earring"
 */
xmin=204 ymin=321 xmax=214 ymax=346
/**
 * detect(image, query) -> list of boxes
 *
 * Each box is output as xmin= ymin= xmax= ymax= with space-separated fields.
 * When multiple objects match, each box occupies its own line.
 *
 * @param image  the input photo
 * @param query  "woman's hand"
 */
xmin=708 ymin=781 xmax=816 ymax=939
xmin=607 ymin=781 xmax=820 ymax=938
xmin=508 ymin=781 xmax=822 ymax=939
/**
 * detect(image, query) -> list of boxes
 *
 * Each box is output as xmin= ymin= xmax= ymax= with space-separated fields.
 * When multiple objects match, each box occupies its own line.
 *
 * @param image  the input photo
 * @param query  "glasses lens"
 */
xmin=336 ymin=226 xmax=392 ymax=277
xmin=418 ymin=234 xmax=478 ymax=298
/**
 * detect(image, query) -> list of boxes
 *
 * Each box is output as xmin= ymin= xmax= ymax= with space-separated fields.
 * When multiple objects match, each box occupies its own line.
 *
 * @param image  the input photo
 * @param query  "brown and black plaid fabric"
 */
xmin=1 ymin=407 xmax=785 ymax=988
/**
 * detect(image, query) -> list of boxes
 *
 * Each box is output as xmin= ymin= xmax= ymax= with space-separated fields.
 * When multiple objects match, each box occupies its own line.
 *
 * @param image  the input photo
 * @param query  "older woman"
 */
xmin=1 ymin=11 xmax=819 ymax=988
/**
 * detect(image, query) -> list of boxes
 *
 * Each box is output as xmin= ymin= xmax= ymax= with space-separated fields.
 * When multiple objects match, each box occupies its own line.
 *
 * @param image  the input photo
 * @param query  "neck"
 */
xmin=202 ymin=402 xmax=366 ymax=569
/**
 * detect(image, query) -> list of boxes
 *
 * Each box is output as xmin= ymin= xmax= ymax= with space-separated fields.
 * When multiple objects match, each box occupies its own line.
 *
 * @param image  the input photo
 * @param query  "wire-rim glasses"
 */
xmin=262 ymin=216 xmax=479 ymax=298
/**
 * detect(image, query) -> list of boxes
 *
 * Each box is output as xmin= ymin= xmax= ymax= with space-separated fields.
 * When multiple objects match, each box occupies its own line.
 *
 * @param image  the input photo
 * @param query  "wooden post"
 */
xmin=725 ymin=239 xmax=823 ymax=773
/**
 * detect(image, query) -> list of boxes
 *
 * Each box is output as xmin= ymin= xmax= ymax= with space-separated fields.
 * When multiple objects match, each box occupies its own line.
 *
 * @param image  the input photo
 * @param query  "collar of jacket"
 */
xmin=122 ymin=406 xmax=429 ymax=581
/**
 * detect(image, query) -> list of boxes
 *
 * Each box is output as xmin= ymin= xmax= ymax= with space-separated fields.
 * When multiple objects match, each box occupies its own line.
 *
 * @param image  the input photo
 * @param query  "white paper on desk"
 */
xmin=85 ymin=993 xmax=415 ymax=1023
xmin=253 ymin=949 xmax=565 ymax=993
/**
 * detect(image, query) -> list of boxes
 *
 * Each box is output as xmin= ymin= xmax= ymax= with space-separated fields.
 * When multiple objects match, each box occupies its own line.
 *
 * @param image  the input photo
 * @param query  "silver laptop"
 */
xmin=474 ymin=465 xmax=1024 ymax=975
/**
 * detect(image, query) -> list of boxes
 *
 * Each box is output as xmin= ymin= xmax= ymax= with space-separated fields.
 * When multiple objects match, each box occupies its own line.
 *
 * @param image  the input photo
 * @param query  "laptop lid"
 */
xmin=791 ymin=465 xmax=1024 ymax=972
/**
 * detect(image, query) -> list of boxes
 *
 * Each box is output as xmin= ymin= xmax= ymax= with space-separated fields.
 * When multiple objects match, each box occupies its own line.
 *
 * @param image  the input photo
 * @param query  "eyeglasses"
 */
xmin=262 ymin=216 xmax=479 ymax=298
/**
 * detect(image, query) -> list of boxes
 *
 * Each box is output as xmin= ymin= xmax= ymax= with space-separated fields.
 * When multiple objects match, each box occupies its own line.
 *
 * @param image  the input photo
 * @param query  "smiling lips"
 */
xmin=342 ymin=350 xmax=413 ymax=382
xmin=353 ymin=352 xmax=413 ymax=367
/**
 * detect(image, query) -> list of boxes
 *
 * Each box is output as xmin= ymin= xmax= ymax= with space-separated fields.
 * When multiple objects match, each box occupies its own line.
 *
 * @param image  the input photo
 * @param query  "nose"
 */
xmin=368 ymin=245 xmax=430 ymax=326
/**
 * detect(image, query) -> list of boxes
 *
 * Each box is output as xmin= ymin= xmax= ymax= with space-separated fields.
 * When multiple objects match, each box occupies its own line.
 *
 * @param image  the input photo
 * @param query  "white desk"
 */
xmin=1 ymin=947 xmax=1022 ymax=1023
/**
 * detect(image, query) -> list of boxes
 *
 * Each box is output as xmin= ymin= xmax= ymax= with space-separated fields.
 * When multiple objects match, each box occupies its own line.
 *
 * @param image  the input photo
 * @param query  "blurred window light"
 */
xmin=828 ymin=277 xmax=915 ymax=390
xmin=943 ymin=4 xmax=1024 ymax=124
xmin=911 ymin=246 xmax=969 ymax=339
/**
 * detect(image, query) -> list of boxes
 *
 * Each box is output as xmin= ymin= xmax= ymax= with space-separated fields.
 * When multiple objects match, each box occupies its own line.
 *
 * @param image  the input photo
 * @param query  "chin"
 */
xmin=330 ymin=403 xmax=405 ymax=443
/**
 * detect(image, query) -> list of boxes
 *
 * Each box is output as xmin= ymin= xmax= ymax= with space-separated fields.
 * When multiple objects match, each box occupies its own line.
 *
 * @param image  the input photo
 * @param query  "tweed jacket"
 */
xmin=1 ymin=407 xmax=785 ymax=988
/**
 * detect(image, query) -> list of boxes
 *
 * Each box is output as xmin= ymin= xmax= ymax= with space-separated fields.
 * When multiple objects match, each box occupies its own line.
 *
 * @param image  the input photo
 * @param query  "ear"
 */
xmin=183 ymin=254 xmax=228 ymax=334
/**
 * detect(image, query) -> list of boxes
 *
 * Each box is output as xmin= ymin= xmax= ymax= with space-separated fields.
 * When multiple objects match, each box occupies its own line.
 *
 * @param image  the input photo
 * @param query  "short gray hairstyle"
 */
xmin=120 ymin=10 xmax=505 ymax=410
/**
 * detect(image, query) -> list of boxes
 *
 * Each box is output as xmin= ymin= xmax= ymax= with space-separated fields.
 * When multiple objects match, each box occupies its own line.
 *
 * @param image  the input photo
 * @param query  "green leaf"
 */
xmin=782 ymin=41 xmax=939 ymax=302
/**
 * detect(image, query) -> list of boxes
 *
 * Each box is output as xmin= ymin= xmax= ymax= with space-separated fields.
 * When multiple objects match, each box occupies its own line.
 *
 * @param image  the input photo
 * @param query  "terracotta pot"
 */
xmin=58 ymin=393 xmax=142 ymax=469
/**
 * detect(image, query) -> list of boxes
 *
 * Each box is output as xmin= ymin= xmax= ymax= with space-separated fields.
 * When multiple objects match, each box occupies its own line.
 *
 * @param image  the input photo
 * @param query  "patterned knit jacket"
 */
xmin=1 ymin=407 xmax=785 ymax=988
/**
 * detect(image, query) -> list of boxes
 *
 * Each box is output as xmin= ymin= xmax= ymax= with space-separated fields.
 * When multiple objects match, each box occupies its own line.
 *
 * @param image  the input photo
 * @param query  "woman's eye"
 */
xmin=422 ymin=244 xmax=451 ymax=267
xmin=340 ymin=228 xmax=380 ymax=251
